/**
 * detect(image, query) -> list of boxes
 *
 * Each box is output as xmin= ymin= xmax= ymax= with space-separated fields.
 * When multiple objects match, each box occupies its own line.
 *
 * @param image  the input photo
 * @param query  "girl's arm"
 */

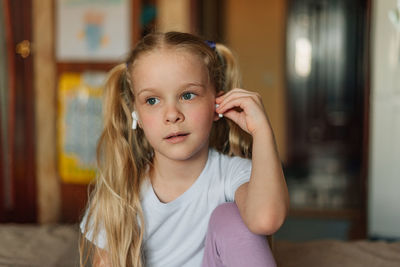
xmin=216 ymin=88 xmax=290 ymax=235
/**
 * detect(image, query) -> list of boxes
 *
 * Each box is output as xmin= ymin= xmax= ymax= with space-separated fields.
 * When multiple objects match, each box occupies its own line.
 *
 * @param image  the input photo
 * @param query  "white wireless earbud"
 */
xmin=131 ymin=111 xmax=138 ymax=129
xmin=215 ymin=104 xmax=223 ymax=118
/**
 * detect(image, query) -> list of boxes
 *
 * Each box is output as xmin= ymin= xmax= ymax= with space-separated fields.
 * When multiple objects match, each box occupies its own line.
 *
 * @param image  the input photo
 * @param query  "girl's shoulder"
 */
xmin=209 ymin=148 xmax=252 ymax=171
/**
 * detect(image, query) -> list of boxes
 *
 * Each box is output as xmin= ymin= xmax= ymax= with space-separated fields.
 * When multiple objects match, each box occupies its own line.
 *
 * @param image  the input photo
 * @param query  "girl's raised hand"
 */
xmin=215 ymin=88 xmax=271 ymax=136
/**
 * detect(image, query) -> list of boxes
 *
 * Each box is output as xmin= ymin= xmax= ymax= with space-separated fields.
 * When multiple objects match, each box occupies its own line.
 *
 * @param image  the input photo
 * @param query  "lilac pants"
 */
xmin=202 ymin=202 xmax=276 ymax=267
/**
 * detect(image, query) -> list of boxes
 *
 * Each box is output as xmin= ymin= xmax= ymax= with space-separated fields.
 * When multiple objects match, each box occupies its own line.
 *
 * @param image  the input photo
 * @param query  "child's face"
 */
xmin=132 ymin=49 xmax=218 ymax=162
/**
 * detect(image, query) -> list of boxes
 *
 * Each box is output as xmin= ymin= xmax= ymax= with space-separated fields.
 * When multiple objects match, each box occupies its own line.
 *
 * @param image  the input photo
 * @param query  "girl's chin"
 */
xmin=154 ymin=144 xmax=209 ymax=162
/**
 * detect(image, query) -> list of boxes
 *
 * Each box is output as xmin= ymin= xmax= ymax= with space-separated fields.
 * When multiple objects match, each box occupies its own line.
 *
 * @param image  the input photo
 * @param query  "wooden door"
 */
xmin=0 ymin=0 xmax=36 ymax=222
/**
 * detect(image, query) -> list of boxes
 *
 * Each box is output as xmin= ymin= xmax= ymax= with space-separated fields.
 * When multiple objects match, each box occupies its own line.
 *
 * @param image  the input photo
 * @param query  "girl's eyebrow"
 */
xmin=184 ymin=82 xmax=206 ymax=88
xmin=179 ymin=82 xmax=207 ymax=92
xmin=137 ymin=88 xmax=156 ymax=96
xmin=137 ymin=82 xmax=206 ymax=96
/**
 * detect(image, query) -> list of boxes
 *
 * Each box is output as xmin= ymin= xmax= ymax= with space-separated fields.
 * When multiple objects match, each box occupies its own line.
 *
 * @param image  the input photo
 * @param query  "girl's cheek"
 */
xmin=187 ymin=105 xmax=214 ymax=123
xmin=140 ymin=113 xmax=158 ymax=126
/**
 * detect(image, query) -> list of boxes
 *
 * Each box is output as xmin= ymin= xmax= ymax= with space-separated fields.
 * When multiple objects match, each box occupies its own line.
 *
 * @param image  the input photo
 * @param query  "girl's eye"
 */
xmin=146 ymin=98 xmax=160 ymax=105
xmin=182 ymin=92 xmax=196 ymax=100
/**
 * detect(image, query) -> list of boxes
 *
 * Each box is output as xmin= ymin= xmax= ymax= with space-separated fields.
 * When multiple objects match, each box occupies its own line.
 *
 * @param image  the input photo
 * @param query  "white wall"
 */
xmin=369 ymin=0 xmax=400 ymax=238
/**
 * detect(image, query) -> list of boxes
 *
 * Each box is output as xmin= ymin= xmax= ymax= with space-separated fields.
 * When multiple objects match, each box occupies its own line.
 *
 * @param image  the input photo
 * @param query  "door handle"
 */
xmin=16 ymin=40 xmax=31 ymax=58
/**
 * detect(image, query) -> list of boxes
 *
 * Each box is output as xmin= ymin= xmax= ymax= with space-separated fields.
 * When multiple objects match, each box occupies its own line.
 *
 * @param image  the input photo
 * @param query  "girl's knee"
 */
xmin=205 ymin=203 xmax=276 ymax=267
xmin=208 ymin=202 xmax=246 ymax=236
xmin=210 ymin=202 xmax=239 ymax=219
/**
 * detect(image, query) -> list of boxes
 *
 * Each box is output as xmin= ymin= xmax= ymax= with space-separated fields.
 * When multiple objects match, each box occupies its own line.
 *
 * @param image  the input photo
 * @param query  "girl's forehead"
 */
xmin=132 ymin=48 xmax=208 ymax=77
xmin=131 ymin=48 xmax=212 ymax=92
xmin=139 ymin=47 xmax=202 ymax=61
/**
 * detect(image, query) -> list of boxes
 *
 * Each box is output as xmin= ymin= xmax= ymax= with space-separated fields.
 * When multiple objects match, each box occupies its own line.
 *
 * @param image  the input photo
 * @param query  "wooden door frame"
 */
xmin=1 ymin=0 xmax=36 ymax=222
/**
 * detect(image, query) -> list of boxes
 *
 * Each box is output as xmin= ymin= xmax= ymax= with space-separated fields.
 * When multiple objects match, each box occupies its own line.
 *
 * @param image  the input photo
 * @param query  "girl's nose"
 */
xmin=164 ymin=104 xmax=184 ymax=124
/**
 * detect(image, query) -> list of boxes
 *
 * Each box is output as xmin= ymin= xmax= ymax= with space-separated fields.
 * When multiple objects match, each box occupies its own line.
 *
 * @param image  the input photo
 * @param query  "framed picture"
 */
xmin=56 ymin=0 xmax=132 ymax=62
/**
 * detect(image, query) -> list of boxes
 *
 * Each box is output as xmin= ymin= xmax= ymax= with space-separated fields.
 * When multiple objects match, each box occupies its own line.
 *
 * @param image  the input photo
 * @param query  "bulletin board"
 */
xmin=57 ymin=72 xmax=106 ymax=184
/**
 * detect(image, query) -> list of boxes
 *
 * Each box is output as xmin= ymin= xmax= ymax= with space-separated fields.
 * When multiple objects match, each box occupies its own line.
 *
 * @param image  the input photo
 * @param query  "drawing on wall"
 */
xmin=80 ymin=11 xmax=108 ymax=52
xmin=56 ymin=0 xmax=131 ymax=61
xmin=57 ymin=72 xmax=106 ymax=184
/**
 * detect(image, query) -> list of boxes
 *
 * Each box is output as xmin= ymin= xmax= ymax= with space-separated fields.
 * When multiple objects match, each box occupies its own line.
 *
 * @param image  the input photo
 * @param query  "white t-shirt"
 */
xmin=81 ymin=149 xmax=252 ymax=267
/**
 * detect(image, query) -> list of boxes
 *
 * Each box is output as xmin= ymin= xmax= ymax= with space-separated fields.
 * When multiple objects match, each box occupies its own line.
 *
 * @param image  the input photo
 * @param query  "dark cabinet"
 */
xmin=284 ymin=0 xmax=369 ymax=239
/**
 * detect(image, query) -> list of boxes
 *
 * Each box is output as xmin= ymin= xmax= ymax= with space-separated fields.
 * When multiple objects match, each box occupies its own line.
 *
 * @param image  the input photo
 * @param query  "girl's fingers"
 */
xmin=220 ymin=97 xmax=264 ymax=134
xmin=216 ymin=88 xmax=254 ymax=103
xmin=217 ymin=96 xmax=257 ymax=115
xmin=216 ymin=91 xmax=263 ymax=114
xmin=215 ymin=88 xmax=270 ymax=135
xmin=217 ymin=88 xmax=261 ymax=104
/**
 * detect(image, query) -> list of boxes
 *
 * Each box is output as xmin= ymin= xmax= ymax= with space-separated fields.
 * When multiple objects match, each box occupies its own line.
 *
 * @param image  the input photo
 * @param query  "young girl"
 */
xmin=80 ymin=31 xmax=289 ymax=267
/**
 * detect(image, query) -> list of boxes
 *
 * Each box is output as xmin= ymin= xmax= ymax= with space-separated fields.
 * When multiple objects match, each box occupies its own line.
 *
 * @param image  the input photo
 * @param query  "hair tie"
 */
xmin=205 ymin=40 xmax=216 ymax=50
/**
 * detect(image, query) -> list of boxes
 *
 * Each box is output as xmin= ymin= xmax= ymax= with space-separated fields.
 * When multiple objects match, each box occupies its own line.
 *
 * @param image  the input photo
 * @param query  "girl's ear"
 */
xmin=214 ymin=104 xmax=223 ymax=121
xmin=214 ymin=91 xmax=225 ymax=122
xmin=132 ymin=102 xmax=142 ymax=128
xmin=132 ymin=110 xmax=143 ymax=129
xmin=213 ymin=114 xmax=222 ymax=122
xmin=136 ymin=112 xmax=143 ymax=128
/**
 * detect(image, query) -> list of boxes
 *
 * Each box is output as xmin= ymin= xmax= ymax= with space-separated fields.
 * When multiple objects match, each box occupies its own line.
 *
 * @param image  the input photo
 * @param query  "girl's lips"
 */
xmin=164 ymin=132 xmax=189 ymax=139
xmin=164 ymin=133 xmax=190 ymax=143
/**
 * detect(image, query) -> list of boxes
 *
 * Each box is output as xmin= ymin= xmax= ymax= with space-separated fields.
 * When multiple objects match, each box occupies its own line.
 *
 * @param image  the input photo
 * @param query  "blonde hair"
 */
xmin=79 ymin=31 xmax=252 ymax=267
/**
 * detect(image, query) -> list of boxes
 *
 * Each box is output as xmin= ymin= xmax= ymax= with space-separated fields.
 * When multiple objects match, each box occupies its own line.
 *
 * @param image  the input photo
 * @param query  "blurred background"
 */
xmin=1 ymin=0 xmax=399 ymax=243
